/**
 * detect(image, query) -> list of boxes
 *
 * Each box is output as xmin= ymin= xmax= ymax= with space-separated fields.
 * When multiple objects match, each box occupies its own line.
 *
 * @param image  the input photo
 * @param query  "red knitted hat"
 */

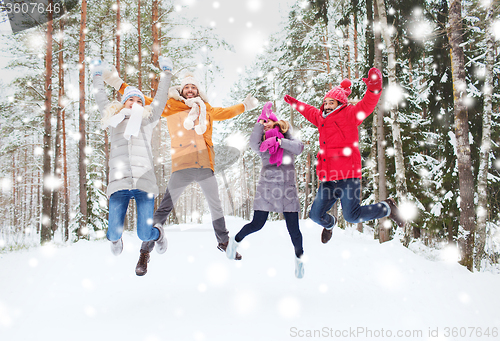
xmin=324 ymin=79 xmax=352 ymax=104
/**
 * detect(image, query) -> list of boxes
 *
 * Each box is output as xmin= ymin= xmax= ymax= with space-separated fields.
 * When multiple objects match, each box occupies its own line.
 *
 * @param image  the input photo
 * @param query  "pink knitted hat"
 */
xmin=324 ymin=79 xmax=352 ymax=104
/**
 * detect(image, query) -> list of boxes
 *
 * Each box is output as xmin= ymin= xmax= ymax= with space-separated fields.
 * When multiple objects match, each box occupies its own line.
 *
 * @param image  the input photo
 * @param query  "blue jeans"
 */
xmin=107 ymin=189 xmax=159 ymax=242
xmin=235 ymin=210 xmax=304 ymax=258
xmin=309 ymin=178 xmax=389 ymax=229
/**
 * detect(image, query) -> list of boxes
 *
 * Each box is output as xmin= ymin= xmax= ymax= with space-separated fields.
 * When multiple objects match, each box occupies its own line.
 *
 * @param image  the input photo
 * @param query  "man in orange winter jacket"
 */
xmin=103 ymin=67 xmax=258 ymax=275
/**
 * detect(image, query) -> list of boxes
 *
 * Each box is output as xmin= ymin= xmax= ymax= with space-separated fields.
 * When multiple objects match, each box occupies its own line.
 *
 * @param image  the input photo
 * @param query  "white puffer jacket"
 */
xmin=93 ymin=73 xmax=172 ymax=197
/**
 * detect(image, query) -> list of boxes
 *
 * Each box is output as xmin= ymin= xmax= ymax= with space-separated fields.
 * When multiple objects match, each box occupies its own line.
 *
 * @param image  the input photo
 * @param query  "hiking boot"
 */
xmin=321 ymin=228 xmax=333 ymax=244
xmin=321 ymin=216 xmax=336 ymax=244
xmin=154 ymin=224 xmax=168 ymax=254
xmin=110 ymin=238 xmax=123 ymax=256
xmin=218 ymin=240 xmax=242 ymax=260
xmin=295 ymin=255 xmax=304 ymax=279
xmin=384 ymin=198 xmax=406 ymax=227
xmin=135 ymin=250 xmax=150 ymax=276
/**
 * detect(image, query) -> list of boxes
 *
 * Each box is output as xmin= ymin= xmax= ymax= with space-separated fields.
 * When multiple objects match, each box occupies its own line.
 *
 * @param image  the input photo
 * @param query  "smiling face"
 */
xmin=263 ymin=119 xmax=276 ymax=132
xmin=323 ymin=97 xmax=339 ymax=114
xmin=181 ymin=84 xmax=199 ymax=99
xmin=124 ymin=96 xmax=143 ymax=109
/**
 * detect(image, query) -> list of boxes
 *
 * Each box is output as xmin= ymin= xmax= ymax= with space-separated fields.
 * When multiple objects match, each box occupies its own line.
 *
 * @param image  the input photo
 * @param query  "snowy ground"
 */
xmin=0 ymin=216 xmax=499 ymax=341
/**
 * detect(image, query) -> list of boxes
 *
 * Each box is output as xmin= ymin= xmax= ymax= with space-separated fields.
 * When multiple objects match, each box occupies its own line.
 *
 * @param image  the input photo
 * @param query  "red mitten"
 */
xmin=284 ymin=95 xmax=298 ymax=105
xmin=362 ymin=68 xmax=383 ymax=93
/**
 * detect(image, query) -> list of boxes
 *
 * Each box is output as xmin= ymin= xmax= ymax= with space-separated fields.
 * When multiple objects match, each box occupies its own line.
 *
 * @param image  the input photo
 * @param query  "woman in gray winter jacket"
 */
xmin=226 ymin=102 xmax=306 ymax=278
xmin=90 ymin=57 xmax=172 ymax=256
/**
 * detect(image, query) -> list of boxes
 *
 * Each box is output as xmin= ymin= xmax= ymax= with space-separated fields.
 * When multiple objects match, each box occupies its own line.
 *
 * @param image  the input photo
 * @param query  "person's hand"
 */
xmin=284 ymin=95 xmax=298 ymax=105
xmin=362 ymin=67 xmax=383 ymax=93
xmin=102 ymin=63 xmax=124 ymax=91
xmin=258 ymin=119 xmax=265 ymax=125
xmin=260 ymin=137 xmax=278 ymax=152
xmin=243 ymin=94 xmax=258 ymax=111
xmin=90 ymin=59 xmax=103 ymax=77
xmin=159 ymin=56 xmax=173 ymax=73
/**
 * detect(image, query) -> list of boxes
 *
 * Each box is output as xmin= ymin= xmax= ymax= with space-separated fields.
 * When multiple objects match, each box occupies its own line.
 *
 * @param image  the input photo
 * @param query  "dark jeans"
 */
xmin=309 ymin=178 xmax=389 ymax=229
xmin=235 ymin=210 xmax=304 ymax=258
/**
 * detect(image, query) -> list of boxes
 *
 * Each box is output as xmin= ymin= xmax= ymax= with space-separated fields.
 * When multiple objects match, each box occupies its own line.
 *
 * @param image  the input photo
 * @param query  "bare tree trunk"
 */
xmin=41 ymin=1 xmax=53 ymax=244
xmin=51 ymin=14 xmax=64 ymax=236
xmin=78 ymin=0 xmax=88 ymax=238
xmin=12 ymin=153 xmax=17 ymax=232
xmin=137 ymin=0 xmax=142 ymax=90
xmin=474 ymin=7 xmax=494 ymax=271
xmin=115 ymin=0 xmax=121 ymax=101
xmin=353 ymin=0 xmax=359 ymax=79
xmin=375 ymin=0 xmax=409 ymax=243
xmin=448 ymin=0 xmax=475 ymax=271
xmin=151 ymin=0 xmax=160 ymax=96
xmin=60 ymin=15 xmax=69 ymax=241
xmin=151 ymin=0 xmax=162 ymax=210
xmin=373 ymin=2 xmax=389 ymax=243
xmin=303 ymin=151 xmax=311 ymax=219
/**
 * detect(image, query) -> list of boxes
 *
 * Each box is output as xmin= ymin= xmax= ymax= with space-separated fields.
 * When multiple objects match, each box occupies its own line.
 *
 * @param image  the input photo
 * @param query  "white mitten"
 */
xmin=243 ymin=94 xmax=258 ymax=111
xmin=158 ymin=56 xmax=173 ymax=73
xmin=90 ymin=59 xmax=103 ymax=77
xmin=102 ymin=63 xmax=124 ymax=91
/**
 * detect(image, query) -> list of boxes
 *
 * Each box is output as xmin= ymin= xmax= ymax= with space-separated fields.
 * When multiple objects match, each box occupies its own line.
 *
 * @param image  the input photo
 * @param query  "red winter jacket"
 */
xmin=294 ymin=90 xmax=381 ymax=182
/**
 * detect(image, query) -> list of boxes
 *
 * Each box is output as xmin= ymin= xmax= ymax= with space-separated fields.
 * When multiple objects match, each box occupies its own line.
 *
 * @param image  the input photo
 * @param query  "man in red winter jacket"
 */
xmin=284 ymin=68 xmax=405 ymax=243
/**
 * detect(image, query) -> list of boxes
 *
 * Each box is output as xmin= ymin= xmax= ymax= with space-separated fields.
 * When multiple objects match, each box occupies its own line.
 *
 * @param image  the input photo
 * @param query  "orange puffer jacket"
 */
xmin=119 ymin=83 xmax=245 ymax=172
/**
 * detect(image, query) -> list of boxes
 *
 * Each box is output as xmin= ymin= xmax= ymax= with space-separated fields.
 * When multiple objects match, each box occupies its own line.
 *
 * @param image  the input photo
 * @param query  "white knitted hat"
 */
xmin=180 ymin=71 xmax=202 ymax=92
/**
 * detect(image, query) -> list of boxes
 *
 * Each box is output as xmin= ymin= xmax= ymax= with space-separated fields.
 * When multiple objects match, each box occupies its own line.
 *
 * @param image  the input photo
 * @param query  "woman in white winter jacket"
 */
xmin=90 ymin=57 xmax=172 ymax=256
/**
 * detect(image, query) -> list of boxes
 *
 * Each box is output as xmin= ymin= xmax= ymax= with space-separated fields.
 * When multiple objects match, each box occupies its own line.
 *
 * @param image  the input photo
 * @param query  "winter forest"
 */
xmin=0 ymin=0 xmax=499 ymax=276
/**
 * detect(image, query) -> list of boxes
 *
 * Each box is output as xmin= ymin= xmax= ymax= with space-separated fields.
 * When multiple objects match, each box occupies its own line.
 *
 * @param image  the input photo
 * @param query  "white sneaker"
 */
xmin=154 ymin=224 xmax=168 ymax=254
xmin=110 ymin=238 xmax=123 ymax=256
xmin=226 ymin=236 xmax=240 ymax=260
xmin=295 ymin=255 xmax=304 ymax=279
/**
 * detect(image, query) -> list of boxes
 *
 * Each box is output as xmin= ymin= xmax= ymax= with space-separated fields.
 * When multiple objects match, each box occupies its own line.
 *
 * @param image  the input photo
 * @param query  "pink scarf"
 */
xmin=260 ymin=126 xmax=284 ymax=167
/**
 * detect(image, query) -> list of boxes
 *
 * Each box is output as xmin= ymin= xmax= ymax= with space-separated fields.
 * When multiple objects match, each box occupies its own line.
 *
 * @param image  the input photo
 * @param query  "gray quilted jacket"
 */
xmin=250 ymin=122 xmax=304 ymax=213
xmin=93 ymin=73 xmax=172 ymax=197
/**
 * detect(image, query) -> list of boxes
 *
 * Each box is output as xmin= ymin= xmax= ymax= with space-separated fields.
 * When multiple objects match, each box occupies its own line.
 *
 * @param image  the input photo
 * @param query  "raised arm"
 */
xmin=211 ymin=93 xmax=258 ymax=121
xmin=90 ymin=60 xmax=110 ymax=115
xmin=148 ymin=56 xmax=173 ymax=122
xmin=284 ymin=95 xmax=321 ymax=127
xmin=249 ymin=122 xmax=265 ymax=153
xmin=352 ymin=68 xmax=383 ymax=125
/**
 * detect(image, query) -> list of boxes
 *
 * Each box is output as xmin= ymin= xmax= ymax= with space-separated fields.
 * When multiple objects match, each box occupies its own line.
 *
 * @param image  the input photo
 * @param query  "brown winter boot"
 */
xmin=321 ymin=228 xmax=333 ymax=244
xmin=218 ymin=241 xmax=242 ymax=260
xmin=384 ymin=198 xmax=406 ymax=227
xmin=135 ymin=250 xmax=150 ymax=276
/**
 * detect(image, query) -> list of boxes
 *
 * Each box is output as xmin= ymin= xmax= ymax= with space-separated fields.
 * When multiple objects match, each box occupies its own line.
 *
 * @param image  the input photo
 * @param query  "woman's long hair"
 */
xmin=272 ymin=120 xmax=289 ymax=134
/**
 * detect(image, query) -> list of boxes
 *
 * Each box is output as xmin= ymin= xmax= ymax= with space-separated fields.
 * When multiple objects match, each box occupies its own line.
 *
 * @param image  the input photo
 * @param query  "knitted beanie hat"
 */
xmin=258 ymin=101 xmax=279 ymax=122
xmin=324 ymin=79 xmax=352 ymax=104
xmin=121 ymin=86 xmax=145 ymax=106
xmin=180 ymin=71 xmax=202 ymax=92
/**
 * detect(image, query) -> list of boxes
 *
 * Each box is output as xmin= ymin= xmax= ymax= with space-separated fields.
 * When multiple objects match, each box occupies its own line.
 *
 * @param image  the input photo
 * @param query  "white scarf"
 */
xmin=183 ymin=97 xmax=207 ymax=135
xmin=106 ymin=103 xmax=144 ymax=140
